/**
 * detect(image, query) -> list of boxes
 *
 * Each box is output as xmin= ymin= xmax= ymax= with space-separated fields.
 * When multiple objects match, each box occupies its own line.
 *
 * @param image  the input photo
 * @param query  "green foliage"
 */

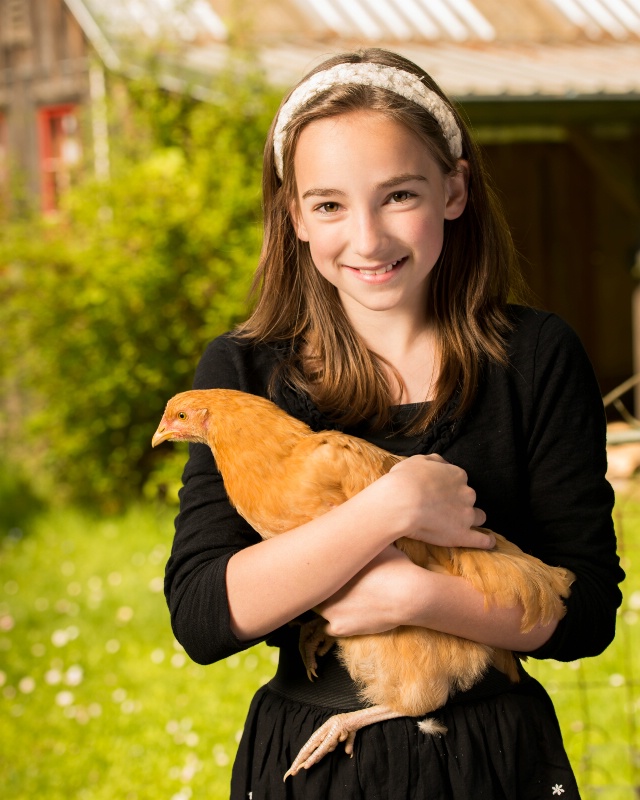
xmin=0 ymin=462 xmax=45 ymax=535
xmin=0 ymin=70 xmax=280 ymax=508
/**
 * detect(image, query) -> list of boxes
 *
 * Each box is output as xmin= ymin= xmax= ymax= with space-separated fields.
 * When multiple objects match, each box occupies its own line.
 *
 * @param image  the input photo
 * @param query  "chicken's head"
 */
xmin=152 ymin=391 xmax=211 ymax=448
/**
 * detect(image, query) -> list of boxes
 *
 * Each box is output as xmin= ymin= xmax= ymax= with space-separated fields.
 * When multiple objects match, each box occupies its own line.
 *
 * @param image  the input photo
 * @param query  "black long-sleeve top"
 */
xmin=164 ymin=306 xmax=624 ymax=666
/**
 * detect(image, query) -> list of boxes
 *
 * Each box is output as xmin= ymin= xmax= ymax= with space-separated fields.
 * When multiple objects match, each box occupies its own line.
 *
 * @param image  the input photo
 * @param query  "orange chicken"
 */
xmin=153 ymin=388 xmax=574 ymax=779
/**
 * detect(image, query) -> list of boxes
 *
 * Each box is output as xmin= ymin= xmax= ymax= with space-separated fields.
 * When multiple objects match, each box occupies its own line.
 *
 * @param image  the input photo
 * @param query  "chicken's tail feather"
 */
xmin=417 ymin=717 xmax=447 ymax=736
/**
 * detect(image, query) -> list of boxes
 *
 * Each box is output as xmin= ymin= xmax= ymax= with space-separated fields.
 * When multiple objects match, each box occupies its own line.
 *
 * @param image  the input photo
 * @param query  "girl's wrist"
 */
xmin=354 ymin=475 xmax=412 ymax=547
xmin=366 ymin=472 xmax=420 ymax=543
xmin=397 ymin=563 xmax=437 ymax=627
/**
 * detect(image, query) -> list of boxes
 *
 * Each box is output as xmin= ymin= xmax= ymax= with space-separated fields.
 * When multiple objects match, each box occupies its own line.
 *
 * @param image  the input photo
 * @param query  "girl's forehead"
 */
xmin=293 ymin=110 xmax=435 ymax=176
xmin=297 ymin=108 xmax=402 ymax=137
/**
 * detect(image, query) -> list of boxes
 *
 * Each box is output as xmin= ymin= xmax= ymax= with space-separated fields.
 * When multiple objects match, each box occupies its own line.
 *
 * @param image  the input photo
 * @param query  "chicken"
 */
xmin=153 ymin=388 xmax=574 ymax=779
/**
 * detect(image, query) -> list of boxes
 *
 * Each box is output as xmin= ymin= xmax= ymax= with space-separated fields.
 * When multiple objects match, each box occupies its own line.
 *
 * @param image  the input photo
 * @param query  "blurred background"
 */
xmin=0 ymin=1 xmax=639 ymax=797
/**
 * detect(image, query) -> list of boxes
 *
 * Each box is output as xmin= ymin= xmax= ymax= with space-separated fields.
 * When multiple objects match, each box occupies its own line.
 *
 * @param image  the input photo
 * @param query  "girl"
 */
xmin=165 ymin=48 xmax=624 ymax=799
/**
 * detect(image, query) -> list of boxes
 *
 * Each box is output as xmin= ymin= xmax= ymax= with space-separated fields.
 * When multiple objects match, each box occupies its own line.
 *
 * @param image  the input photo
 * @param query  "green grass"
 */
xmin=527 ymin=489 xmax=640 ymax=799
xmin=0 ymin=505 xmax=276 ymax=800
xmin=0 ymin=494 xmax=638 ymax=799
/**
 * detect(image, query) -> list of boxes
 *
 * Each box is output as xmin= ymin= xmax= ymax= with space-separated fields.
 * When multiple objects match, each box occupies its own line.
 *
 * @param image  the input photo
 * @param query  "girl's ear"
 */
xmin=444 ymin=159 xmax=469 ymax=221
xmin=289 ymin=201 xmax=310 ymax=242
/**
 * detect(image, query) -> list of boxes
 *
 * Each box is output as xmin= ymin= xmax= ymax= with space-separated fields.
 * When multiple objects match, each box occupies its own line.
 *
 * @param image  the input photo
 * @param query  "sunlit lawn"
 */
xmin=0 ymin=505 xmax=276 ymax=800
xmin=527 ymin=487 xmax=640 ymax=799
xmin=1 ymin=492 xmax=638 ymax=799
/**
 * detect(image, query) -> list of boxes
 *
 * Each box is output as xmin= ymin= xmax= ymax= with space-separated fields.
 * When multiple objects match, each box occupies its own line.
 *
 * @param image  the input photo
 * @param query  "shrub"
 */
xmin=0 ymin=69 xmax=280 ymax=509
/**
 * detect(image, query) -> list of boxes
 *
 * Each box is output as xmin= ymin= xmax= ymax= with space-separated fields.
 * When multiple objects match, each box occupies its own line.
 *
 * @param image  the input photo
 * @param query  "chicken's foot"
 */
xmin=298 ymin=617 xmax=336 ymax=680
xmin=283 ymin=705 xmax=404 ymax=780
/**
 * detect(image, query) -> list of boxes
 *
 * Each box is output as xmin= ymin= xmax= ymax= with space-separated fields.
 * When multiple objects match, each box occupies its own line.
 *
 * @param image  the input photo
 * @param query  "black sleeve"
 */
xmin=164 ymin=335 xmax=266 ymax=665
xmin=524 ymin=314 xmax=624 ymax=661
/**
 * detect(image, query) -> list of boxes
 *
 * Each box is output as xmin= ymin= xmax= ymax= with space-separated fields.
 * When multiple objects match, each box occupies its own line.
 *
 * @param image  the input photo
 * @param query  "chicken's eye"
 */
xmin=178 ymin=412 xmax=187 ymax=420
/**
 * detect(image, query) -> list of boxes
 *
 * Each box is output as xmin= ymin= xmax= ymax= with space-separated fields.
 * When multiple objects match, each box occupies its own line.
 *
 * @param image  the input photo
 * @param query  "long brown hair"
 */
xmin=238 ymin=48 xmax=525 ymax=431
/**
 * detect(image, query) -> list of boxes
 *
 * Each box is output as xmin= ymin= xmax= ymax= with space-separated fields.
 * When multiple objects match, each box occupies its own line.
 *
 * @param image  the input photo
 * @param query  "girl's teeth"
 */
xmin=358 ymin=259 xmax=401 ymax=276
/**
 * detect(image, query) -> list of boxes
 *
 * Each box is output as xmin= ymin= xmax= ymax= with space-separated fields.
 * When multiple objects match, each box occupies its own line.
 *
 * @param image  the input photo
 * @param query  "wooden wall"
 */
xmin=479 ymin=136 xmax=639 ymax=398
xmin=0 ymin=0 xmax=90 ymax=198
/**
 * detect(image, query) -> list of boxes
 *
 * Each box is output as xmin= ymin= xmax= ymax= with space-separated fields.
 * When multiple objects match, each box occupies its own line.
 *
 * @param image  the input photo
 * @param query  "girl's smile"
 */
xmin=291 ymin=110 xmax=468 ymax=326
xmin=344 ymin=255 xmax=408 ymax=280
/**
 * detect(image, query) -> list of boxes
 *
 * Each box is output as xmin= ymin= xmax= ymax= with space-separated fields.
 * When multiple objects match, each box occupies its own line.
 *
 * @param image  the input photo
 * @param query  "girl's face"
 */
xmin=291 ymin=110 xmax=468 ymax=328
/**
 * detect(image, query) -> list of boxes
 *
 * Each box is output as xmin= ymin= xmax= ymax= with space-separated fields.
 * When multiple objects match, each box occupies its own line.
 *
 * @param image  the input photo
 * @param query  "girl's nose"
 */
xmin=350 ymin=209 xmax=388 ymax=260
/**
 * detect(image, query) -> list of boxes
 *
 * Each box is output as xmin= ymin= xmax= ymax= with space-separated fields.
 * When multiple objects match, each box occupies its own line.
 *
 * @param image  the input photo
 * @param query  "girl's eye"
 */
xmin=389 ymin=191 xmax=414 ymax=203
xmin=317 ymin=202 xmax=341 ymax=214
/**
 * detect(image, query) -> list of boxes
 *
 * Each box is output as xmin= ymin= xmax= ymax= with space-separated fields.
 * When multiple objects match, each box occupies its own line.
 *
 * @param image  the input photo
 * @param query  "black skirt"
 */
xmin=230 ymin=646 xmax=581 ymax=800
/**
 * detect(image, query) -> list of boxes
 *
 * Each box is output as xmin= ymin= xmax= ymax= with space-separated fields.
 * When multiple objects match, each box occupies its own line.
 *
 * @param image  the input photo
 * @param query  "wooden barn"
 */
xmin=1 ymin=0 xmax=640 ymax=401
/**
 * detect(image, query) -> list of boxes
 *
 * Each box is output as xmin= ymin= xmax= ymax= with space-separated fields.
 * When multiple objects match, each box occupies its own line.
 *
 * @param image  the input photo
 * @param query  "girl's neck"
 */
xmin=345 ymin=303 xmax=430 ymax=350
xmin=351 ymin=314 xmax=440 ymax=405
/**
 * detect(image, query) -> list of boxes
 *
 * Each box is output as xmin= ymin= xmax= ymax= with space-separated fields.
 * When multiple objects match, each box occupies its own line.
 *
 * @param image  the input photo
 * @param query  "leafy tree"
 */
xmin=0 ymin=68 xmax=280 ymax=510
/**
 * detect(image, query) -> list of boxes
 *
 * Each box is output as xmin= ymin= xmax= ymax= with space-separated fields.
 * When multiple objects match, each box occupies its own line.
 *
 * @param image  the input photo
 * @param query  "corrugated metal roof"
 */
xmin=66 ymin=0 xmax=640 ymax=51
xmin=297 ymin=0 xmax=495 ymax=42
xmin=255 ymin=39 xmax=640 ymax=99
xmin=291 ymin=0 xmax=640 ymax=42
xmin=64 ymin=0 xmax=640 ymax=100
xmin=66 ymin=0 xmax=226 ymax=48
xmin=545 ymin=0 xmax=640 ymax=40
xmin=399 ymin=40 xmax=640 ymax=97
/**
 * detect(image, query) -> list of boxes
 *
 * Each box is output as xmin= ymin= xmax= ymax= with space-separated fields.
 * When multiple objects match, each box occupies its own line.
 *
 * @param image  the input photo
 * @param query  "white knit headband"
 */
xmin=272 ymin=63 xmax=463 ymax=179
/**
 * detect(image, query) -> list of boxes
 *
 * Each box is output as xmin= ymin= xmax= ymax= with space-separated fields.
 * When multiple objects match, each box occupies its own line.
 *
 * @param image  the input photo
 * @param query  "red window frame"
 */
xmin=38 ymin=104 xmax=82 ymax=212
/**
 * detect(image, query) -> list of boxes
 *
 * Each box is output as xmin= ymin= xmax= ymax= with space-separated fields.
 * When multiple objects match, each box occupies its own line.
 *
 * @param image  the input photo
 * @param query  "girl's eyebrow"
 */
xmin=377 ymin=173 xmax=428 ymax=189
xmin=301 ymin=187 xmax=346 ymax=200
xmin=301 ymin=173 xmax=427 ymax=200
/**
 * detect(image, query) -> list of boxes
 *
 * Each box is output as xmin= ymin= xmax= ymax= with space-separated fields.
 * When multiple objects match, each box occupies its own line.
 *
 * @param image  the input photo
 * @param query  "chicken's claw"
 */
xmin=298 ymin=617 xmax=336 ymax=681
xmin=283 ymin=705 xmax=404 ymax=780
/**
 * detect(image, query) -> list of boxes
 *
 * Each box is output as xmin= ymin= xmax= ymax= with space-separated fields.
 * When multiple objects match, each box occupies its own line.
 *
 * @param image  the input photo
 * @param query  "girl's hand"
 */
xmin=381 ymin=454 xmax=492 ymax=549
xmin=316 ymin=545 xmax=420 ymax=637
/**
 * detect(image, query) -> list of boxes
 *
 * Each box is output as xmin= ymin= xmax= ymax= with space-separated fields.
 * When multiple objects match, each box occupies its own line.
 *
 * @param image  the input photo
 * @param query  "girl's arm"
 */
xmin=226 ymin=454 xmax=490 ymax=641
xmin=315 ymin=544 xmax=558 ymax=652
xmin=313 ymin=449 xmax=562 ymax=652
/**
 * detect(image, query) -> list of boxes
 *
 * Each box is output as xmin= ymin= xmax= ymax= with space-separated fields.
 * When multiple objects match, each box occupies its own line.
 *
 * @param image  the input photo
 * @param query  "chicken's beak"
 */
xmin=152 ymin=425 xmax=174 ymax=448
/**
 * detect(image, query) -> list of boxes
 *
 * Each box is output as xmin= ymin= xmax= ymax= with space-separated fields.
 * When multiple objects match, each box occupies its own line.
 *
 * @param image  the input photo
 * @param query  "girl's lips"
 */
xmin=345 ymin=256 xmax=408 ymax=279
